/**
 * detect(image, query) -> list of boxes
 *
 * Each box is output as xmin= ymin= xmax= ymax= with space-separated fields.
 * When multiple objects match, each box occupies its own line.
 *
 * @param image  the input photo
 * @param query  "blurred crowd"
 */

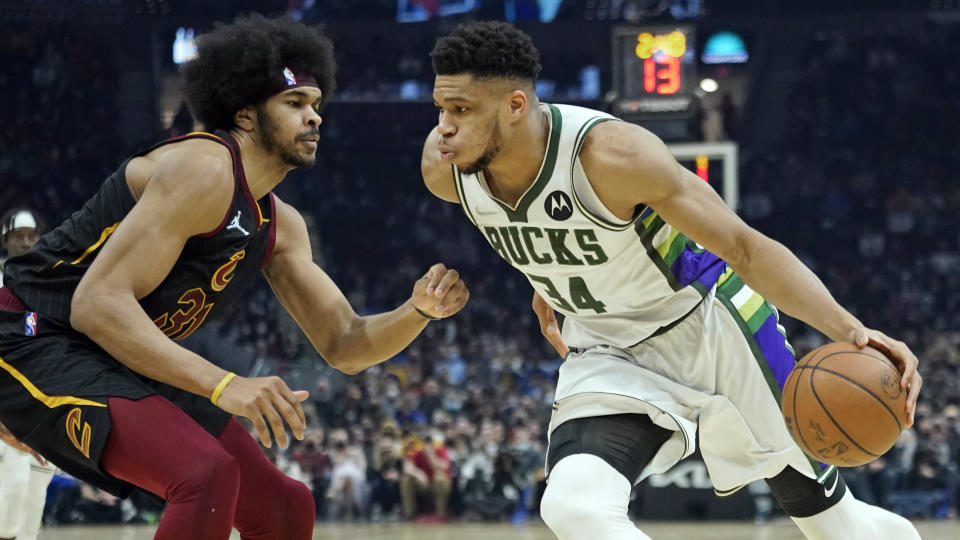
xmin=1 ymin=18 xmax=958 ymax=528
xmin=739 ymin=24 xmax=960 ymax=519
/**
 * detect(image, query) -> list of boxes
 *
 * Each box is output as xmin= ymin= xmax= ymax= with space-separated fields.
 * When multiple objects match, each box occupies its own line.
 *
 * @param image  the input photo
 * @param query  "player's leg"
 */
xmin=0 ymin=442 xmax=30 ymax=540
xmin=216 ymin=418 xmax=315 ymax=540
xmin=17 ymin=462 xmax=54 ymax=540
xmin=100 ymin=396 xmax=241 ymax=540
xmin=766 ymin=466 xmax=920 ymax=540
xmin=540 ymin=414 xmax=673 ymax=540
xmin=703 ymin=277 xmax=920 ymax=539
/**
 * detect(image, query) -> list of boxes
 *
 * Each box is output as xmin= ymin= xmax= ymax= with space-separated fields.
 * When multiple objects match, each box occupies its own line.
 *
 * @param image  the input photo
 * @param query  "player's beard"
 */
xmin=257 ymin=105 xmax=317 ymax=169
xmin=460 ymin=119 xmax=502 ymax=175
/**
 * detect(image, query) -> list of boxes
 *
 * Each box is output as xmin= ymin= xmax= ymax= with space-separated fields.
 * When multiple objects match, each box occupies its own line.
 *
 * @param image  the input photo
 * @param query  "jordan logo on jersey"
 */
xmin=545 ymin=191 xmax=573 ymax=221
xmin=226 ymin=211 xmax=249 ymax=236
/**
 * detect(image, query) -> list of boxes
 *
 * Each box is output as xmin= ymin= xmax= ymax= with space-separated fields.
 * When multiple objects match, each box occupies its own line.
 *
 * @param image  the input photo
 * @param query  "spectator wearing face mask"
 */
xmin=400 ymin=429 xmax=452 ymax=522
xmin=326 ymin=428 xmax=368 ymax=520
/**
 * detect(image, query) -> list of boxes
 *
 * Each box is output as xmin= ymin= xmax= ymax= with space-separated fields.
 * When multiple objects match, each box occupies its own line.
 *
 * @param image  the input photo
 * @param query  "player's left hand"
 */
xmin=850 ymin=327 xmax=922 ymax=427
xmin=411 ymin=263 xmax=469 ymax=319
xmin=532 ymin=291 xmax=569 ymax=358
xmin=0 ymin=421 xmax=48 ymax=466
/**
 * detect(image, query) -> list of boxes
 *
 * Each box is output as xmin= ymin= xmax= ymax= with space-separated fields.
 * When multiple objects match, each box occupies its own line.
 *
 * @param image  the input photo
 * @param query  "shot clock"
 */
xmin=612 ymin=26 xmax=696 ymax=119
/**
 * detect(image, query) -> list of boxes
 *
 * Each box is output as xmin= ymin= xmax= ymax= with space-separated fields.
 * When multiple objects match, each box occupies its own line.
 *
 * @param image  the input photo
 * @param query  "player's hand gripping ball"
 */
xmin=781 ymin=342 xmax=908 ymax=467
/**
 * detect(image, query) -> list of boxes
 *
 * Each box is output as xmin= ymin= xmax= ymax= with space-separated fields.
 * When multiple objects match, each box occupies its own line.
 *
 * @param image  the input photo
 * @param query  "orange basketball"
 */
xmin=780 ymin=342 xmax=908 ymax=467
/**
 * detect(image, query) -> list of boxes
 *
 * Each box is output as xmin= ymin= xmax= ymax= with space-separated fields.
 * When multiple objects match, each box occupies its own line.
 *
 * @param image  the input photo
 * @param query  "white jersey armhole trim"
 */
xmin=570 ymin=117 xmax=643 ymax=231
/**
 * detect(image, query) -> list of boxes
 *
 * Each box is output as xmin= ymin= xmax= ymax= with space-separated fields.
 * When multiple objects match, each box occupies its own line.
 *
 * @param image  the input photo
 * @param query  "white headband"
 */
xmin=3 ymin=210 xmax=38 ymax=237
xmin=11 ymin=211 xmax=37 ymax=230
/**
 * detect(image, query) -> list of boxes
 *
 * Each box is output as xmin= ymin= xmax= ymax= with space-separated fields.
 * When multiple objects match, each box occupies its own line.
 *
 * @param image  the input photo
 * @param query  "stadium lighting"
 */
xmin=699 ymin=78 xmax=719 ymax=92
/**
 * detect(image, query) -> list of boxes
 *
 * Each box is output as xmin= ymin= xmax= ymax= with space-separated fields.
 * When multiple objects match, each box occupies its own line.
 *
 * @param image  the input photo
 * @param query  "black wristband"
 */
xmin=414 ymin=306 xmax=441 ymax=321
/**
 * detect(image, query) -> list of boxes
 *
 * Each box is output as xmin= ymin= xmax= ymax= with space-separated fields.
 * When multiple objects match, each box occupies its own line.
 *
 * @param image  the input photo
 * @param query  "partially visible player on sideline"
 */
xmin=0 ymin=15 xmax=468 ymax=540
xmin=0 ymin=208 xmax=55 ymax=540
xmin=421 ymin=21 xmax=920 ymax=540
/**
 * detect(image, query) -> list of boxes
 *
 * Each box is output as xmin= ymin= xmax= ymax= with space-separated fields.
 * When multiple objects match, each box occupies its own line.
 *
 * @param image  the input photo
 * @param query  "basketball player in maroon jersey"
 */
xmin=0 ymin=15 xmax=468 ymax=540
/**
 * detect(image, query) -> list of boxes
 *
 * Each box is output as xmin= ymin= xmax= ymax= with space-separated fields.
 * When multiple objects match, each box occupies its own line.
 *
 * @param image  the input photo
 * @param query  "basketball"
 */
xmin=781 ymin=342 xmax=908 ymax=467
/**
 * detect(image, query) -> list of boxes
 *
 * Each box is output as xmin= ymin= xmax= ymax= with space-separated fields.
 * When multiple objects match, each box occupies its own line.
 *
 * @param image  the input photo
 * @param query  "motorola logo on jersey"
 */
xmin=545 ymin=191 xmax=573 ymax=221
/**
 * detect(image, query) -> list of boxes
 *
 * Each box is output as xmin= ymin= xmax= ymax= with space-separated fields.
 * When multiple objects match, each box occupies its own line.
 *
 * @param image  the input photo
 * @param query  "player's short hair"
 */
xmin=181 ymin=14 xmax=337 ymax=131
xmin=430 ymin=21 xmax=541 ymax=83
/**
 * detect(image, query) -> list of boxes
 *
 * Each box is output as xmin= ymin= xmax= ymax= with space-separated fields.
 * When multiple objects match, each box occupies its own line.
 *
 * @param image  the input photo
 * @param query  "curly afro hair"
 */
xmin=431 ymin=21 xmax=541 ymax=82
xmin=181 ymin=14 xmax=336 ymax=131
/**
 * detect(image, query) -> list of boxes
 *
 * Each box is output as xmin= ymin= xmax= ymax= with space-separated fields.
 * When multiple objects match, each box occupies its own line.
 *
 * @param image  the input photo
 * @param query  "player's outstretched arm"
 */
xmin=71 ymin=141 xmax=308 ymax=448
xmin=421 ymin=127 xmax=460 ymax=203
xmin=263 ymin=197 xmax=469 ymax=375
xmin=578 ymin=121 xmax=921 ymax=424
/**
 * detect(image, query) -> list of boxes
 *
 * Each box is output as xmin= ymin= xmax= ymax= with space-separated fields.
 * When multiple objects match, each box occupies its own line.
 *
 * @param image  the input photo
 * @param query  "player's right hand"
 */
xmin=849 ymin=327 xmax=922 ymax=427
xmin=532 ymin=291 xmax=569 ymax=358
xmin=213 ymin=375 xmax=308 ymax=448
xmin=412 ymin=263 xmax=470 ymax=319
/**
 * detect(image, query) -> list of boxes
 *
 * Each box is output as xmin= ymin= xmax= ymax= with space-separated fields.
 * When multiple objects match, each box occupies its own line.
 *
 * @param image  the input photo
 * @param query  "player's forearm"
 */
xmin=324 ymin=299 xmax=429 ymax=374
xmin=731 ymin=234 xmax=862 ymax=342
xmin=70 ymin=291 xmax=228 ymax=398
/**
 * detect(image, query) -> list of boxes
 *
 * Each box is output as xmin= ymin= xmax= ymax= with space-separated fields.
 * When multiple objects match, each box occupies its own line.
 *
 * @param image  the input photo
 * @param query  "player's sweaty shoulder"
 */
xmin=126 ymin=137 xmax=234 ymax=202
xmin=579 ymin=120 xmax=669 ymax=172
xmin=578 ymin=120 xmax=679 ymax=211
xmin=421 ymin=128 xmax=459 ymax=203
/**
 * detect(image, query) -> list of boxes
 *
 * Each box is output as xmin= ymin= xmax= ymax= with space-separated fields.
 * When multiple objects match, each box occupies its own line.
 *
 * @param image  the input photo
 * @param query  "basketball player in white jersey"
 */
xmin=0 ymin=209 xmax=54 ymax=540
xmin=421 ymin=22 xmax=922 ymax=540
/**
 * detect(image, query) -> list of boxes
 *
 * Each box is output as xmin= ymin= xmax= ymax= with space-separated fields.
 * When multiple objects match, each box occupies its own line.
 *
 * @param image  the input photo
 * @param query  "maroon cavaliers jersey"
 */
xmin=3 ymin=131 xmax=276 ymax=339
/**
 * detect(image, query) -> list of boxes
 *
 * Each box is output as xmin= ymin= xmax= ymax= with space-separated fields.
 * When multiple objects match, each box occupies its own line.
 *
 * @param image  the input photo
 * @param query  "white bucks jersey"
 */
xmin=453 ymin=103 xmax=727 ymax=349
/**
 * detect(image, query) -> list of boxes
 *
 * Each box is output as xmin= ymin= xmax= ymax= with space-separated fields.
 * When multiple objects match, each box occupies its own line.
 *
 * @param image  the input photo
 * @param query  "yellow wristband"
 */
xmin=210 ymin=372 xmax=237 ymax=406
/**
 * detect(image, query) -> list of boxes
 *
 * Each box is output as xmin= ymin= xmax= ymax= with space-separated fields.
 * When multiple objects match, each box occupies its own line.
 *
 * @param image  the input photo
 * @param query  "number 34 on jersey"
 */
xmin=482 ymin=225 xmax=608 ymax=315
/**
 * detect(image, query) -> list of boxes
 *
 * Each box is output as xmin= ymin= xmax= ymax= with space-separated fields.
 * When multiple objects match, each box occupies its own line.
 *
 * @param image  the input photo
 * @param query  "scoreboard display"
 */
xmin=612 ymin=26 xmax=696 ymax=119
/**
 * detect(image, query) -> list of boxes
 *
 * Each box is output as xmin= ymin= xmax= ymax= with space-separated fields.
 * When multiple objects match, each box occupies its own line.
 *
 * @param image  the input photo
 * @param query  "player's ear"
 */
xmin=233 ymin=105 xmax=257 ymax=132
xmin=506 ymin=89 xmax=528 ymax=122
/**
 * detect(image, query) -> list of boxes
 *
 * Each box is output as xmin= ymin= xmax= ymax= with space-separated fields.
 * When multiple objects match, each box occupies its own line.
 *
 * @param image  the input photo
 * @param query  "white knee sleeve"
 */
xmin=18 ymin=464 xmax=54 ymax=540
xmin=0 ymin=445 xmax=31 ymax=537
xmin=791 ymin=490 xmax=920 ymax=540
xmin=540 ymin=454 xmax=652 ymax=540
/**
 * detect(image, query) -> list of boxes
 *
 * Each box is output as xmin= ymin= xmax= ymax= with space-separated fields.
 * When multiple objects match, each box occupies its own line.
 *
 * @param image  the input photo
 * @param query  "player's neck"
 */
xmin=483 ymin=107 xmax=549 ymax=206
xmin=229 ymin=130 xmax=292 ymax=199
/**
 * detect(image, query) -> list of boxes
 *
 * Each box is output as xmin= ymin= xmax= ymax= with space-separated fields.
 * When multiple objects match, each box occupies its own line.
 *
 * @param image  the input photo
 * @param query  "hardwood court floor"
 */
xmin=37 ymin=519 xmax=959 ymax=539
